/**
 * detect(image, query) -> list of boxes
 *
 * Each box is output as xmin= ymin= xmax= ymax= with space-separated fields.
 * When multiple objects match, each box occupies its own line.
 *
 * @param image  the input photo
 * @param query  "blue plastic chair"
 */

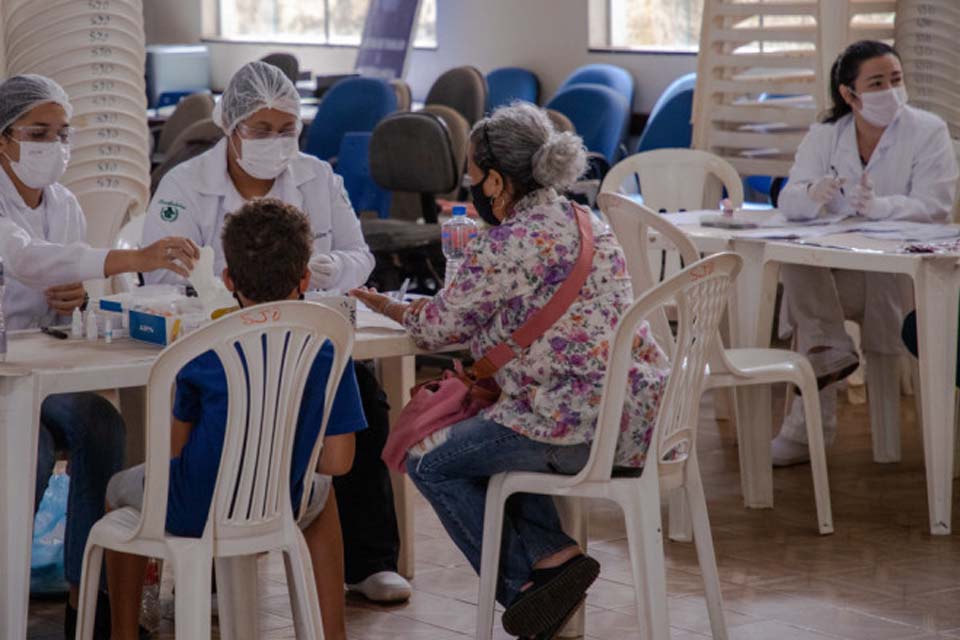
xmin=335 ymin=132 xmax=391 ymax=219
xmin=486 ymin=67 xmax=540 ymax=111
xmin=545 ymin=84 xmax=629 ymax=163
xmin=557 ymin=63 xmax=635 ymax=107
xmin=304 ymin=77 xmax=398 ymax=163
xmin=635 ymin=73 xmax=696 ymax=154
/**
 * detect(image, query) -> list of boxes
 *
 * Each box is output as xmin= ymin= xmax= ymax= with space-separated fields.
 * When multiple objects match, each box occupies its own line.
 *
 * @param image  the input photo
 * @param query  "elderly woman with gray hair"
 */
xmin=353 ymin=102 xmax=668 ymax=639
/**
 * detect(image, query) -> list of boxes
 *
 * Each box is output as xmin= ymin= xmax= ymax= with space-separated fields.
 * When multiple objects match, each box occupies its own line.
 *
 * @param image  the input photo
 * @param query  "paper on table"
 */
xmin=356 ymin=301 xmax=406 ymax=331
xmin=847 ymin=221 xmax=960 ymax=242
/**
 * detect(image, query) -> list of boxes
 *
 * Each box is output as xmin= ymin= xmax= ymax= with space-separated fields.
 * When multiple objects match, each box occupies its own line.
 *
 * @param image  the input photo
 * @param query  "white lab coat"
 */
xmin=0 ymin=169 xmax=107 ymax=327
xmin=780 ymin=105 xmax=958 ymax=223
xmin=142 ymin=138 xmax=375 ymax=291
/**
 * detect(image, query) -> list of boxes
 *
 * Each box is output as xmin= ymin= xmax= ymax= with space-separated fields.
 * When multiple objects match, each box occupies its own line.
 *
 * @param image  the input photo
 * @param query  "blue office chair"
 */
xmin=557 ymin=63 xmax=635 ymax=107
xmin=486 ymin=67 xmax=540 ymax=111
xmin=335 ymin=132 xmax=391 ymax=219
xmin=635 ymin=73 xmax=696 ymax=153
xmin=545 ymin=84 xmax=629 ymax=163
xmin=304 ymin=77 xmax=398 ymax=163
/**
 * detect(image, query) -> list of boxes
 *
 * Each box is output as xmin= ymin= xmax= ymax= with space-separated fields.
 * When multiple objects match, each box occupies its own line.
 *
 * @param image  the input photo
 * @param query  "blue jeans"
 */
xmin=34 ymin=393 xmax=126 ymax=586
xmin=407 ymin=416 xmax=590 ymax=606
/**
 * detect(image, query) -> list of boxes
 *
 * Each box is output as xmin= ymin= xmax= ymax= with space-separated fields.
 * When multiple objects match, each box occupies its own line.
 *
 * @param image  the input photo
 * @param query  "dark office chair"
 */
xmin=260 ymin=52 xmax=300 ymax=83
xmin=425 ymin=65 xmax=488 ymax=126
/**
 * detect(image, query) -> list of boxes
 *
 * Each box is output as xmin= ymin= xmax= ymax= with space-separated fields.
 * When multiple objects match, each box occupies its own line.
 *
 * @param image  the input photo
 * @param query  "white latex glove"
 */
xmin=309 ymin=253 xmax=342 ymax=290
xmin=807 ymin=175 xmax=845 ymax=205
xmin=849 ymin=173 xmax=893 ymax=219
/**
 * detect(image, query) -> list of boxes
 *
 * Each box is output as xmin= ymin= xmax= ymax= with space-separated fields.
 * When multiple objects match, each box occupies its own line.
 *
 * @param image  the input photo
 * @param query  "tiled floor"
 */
xmin=29 ymin=387 xmax=960 ymax=639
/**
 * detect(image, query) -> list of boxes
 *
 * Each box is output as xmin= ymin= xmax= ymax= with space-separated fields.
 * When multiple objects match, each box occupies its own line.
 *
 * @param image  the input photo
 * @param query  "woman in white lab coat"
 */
xmin=142 ymin=61 xmax=411 ymax=603
xmin=142 ymin=61 xmax=375 ymax=293
xmin=773 ymin=40 xmax=959 ymax=465
xmin=0 ymin=74 xmax=198 ymax=638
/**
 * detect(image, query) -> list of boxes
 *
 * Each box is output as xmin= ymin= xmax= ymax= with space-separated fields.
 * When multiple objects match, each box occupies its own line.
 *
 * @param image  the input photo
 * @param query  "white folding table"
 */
xmin=661 ymin=214 xmax=960 ymax=536
xmin=0 ymin=314 xmax=447 ymax=639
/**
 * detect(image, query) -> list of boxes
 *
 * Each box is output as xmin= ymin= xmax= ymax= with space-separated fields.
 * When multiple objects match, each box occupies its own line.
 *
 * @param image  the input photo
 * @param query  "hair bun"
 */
xmin=532 ymin=131 xmax=587 ymax=190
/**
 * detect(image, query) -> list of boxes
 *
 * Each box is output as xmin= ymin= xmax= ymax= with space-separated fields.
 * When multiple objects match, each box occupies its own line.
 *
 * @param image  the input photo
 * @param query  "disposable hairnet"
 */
xmin=212 ymin=61 xmax=302 ymax=133
xmin=0 ymin=75 xmax=73 ymax=133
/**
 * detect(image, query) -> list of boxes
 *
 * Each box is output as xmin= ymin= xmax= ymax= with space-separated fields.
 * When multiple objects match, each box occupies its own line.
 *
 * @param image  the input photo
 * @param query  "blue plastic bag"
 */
xmin=31 ymin=472 xmax=69 ymax=594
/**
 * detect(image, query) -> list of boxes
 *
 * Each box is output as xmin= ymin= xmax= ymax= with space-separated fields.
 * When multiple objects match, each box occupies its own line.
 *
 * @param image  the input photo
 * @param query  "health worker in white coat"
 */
xmin=773 ymin=40 xmax=958 ymax=466
xmin=0 ymin=74 xmax=198 ymax=637
xmin=141 ymin=61 xmax=411 ymax=604
xmin=142 ymin=60 xmax=375 ymax=292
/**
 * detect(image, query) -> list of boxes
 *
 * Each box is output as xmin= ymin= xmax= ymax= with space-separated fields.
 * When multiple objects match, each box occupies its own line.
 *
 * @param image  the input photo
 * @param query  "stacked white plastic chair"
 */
xmin=896 ymin=0 xmax=960 ymax=138
xmin=3 ymin=0 xmax=150 ymax=250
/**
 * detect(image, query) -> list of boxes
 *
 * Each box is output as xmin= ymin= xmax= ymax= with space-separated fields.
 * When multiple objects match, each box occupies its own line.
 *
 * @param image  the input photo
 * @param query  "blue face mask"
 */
xmin=470 ymin=171 xmax=500 ymax=226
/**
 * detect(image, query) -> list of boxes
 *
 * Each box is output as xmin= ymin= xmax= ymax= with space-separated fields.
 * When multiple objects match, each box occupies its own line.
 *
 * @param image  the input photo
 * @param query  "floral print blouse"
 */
xmin=403 ymin=189 xmax=669 ymax=467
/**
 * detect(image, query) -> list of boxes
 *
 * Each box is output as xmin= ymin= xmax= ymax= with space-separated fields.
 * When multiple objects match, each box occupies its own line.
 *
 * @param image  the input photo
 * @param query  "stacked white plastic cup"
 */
xmin=3 ymin=0 xmax=151 ymax=250
xmin=895 ymin=1 xmax=960 ymax=137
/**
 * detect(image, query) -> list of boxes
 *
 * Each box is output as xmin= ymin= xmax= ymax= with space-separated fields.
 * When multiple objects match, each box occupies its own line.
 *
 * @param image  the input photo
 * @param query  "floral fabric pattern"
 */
xmin=404 ymin=189 xmax=669 ymax=468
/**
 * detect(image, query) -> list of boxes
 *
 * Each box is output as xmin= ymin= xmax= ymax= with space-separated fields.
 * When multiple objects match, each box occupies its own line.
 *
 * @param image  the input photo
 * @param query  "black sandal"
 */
xmin=520 ymin=596 xmax=586 ymax=640
xmin=502 ymin=554 xmax=600 ymax=638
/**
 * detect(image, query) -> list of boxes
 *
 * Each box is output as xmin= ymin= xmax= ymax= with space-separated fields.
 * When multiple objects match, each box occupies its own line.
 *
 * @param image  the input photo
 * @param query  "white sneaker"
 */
xmin=771 ymin=434 xmax=811 ymax=466
xmin=773 ymin=392 xmax=837 ymax=467
xmin=347 ymin=571 xmax=412 ymax=603
xmin=806 ymin=347 xmax=859 ymax=389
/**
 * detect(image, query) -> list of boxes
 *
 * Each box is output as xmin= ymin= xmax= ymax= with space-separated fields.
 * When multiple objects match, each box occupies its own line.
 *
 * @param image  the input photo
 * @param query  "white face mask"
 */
xmin=854 ymin=85 xmax=908 ymax=128
xmin=7 ymin=140 xmax=70 ymax=189
xmin=235 ymin=136 xmax=298 ymax=180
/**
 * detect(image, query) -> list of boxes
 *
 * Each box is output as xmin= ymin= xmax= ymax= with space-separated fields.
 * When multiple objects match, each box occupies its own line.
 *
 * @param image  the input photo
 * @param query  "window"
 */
xmin=219 ymin=0 xmax=437 ymax=47
xmin=602 ymin=0 xmax=704 ymax=52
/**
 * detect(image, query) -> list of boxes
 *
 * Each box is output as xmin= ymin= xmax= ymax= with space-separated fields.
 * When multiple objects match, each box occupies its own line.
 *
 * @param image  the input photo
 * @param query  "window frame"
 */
xmin=591 ymin=0 xmax=701 ymax=55
xmin=215 ymin=0 xmax=438 ymax=51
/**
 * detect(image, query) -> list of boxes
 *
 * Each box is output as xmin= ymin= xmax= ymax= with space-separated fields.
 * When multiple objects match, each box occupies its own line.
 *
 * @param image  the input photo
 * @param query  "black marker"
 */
xmin=41 ymin=326 xmax=69 ymax=340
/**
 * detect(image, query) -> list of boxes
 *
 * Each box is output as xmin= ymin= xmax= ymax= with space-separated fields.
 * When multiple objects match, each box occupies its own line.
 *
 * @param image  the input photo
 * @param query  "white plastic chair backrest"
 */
xmin=113 ymin=214 xmax=146 ymax=251
xmin=600 ymin=149 xmax=745 ymax=212
xmin=952 ymin=139 xmax=960 ymax=223
xmin=569 ymin=253 xmax=742 ymax=485
xmin=135 ymin=301 xmax=354 ymax=543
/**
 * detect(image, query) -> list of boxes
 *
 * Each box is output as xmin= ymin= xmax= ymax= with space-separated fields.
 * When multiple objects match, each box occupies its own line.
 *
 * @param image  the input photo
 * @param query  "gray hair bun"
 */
xmin=532 ymin=130 xmax=587 ymax=191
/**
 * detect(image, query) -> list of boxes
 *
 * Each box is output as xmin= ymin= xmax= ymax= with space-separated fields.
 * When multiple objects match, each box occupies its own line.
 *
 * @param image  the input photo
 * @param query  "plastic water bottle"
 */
xmin=441 ymin=206 xmax=478 ymax=289
xmin=140 ymin=558 xmax=161 ymax=633
xmin=0 ymin=260 xmax=6 ymax=363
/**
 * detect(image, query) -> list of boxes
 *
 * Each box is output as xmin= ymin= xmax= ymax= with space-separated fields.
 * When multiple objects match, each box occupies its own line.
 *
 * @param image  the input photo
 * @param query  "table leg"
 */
xmin=377 ymin=355 xmax=417 ymax=579
xmin=729 ymin=242 xmax=780 ymax=509
xmin=118 ymin=386 xmax=147 ymax=466
xmin=914 ymin=262 xmax=959 ymax=535
xmin=0 ymin=376 xmax=41 ymax=640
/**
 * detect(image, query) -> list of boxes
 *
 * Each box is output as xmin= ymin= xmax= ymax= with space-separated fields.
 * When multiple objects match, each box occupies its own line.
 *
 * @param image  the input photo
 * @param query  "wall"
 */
xmin=144 ymin=0 xmax=697 ymax=112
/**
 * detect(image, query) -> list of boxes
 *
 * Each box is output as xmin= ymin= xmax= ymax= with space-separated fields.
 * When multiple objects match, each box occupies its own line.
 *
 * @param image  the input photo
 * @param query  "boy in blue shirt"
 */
xmin=104 ymin=199 xmax=366 ymax=640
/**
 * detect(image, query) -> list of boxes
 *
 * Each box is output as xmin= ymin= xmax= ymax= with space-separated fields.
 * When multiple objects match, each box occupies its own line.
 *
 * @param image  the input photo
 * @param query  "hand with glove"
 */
xmin=807 ymin=174 xmax=845 ymax=205
xmin=308 ymin=253 xmax=343 ymax=291
xmin=849 ymin=172 xmax=893 ymax=220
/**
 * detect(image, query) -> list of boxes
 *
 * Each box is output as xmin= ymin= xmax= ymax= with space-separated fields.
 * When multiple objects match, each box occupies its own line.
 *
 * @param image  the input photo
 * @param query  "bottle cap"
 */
xmin=452 ymin=205 xmax=467 ymax=216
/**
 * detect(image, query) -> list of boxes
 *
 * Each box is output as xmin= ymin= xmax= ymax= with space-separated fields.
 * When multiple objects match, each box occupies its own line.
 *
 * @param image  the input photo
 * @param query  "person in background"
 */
xmin=773 ymin=40 xmax=958 ymax=466
xmin=353 ymin=103 xmax=669 ymax=640
xmin=140 ymin=60 xmax=409 ymax=602
xmin=0 ymin=74 xmax=198 ymax=640
xmin=105 ymin=199 xmax=366 ymax=640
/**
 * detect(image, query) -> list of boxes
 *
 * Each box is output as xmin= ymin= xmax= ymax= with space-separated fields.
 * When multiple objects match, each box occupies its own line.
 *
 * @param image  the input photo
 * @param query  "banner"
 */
xmin=354 ymin=0 xmax=423 ymax=80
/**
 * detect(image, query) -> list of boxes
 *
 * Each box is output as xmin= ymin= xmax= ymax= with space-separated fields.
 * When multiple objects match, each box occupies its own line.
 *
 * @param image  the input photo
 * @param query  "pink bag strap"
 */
xmin=472 ymin=203 xmax=595 ymax=379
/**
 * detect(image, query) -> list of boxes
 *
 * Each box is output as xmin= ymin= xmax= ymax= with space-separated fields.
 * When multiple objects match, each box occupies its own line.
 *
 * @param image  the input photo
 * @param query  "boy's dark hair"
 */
xmin=823 ymin=40 xmax=901 ymax=124
xmin=221 ymin=198 xmax=312 ymax=303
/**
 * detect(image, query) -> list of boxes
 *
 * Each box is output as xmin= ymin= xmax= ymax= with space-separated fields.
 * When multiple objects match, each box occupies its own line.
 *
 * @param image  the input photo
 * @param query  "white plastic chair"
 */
xmin=475 ymin=253 xmax=743 ymax=640
xmin=599 ymin=193 xmax=833 ymax=535
xmin=76 ymin=301 xmax=354 ymax=639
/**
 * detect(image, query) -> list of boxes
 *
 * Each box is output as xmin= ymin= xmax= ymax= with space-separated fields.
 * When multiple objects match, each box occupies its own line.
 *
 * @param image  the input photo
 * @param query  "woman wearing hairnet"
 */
xmin=141 ymin=61 xmax=409 ymax=607
xmin=0 ymin=74 xmax=198 ymax=639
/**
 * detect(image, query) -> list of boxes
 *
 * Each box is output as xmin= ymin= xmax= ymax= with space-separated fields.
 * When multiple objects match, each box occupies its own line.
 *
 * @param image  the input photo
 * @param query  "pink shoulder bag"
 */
xmin=382 ymin=204 xmax=596 ymax=472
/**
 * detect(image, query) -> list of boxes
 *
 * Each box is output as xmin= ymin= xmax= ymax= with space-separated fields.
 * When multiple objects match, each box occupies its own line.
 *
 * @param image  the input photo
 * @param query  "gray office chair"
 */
xmin=260 ymin=52 xmax=300 ymax=83
xmin=425 ymin=65 xmax=488 ymax=126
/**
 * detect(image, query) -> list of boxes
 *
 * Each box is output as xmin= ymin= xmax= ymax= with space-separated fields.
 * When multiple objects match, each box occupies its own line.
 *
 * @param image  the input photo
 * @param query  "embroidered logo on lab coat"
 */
xmin=158 ymin=199 xmax=185 ymax=222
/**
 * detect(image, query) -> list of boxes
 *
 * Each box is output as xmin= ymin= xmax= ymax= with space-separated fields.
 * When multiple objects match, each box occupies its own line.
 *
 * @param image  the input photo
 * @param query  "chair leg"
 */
xmin=284 ymin=532 xmax=324 ymax=640
xmin=615 ymin=482 xmax=669 ymax=640
xmin=866 ymin=351 xmax=902 ymax=463
xmin=475 ymin=474 xmax=509 ymax=640
xmin=667 ymin=488 xmax=692 ymax=543
xmin=75 ymin=543 xmax=104 ymax=640
xmin=171 ymin=545 xmax=213 ymax=639
xmin=554 ymin=497 xmax=587 ymax=639
xmin=798 ymin=377 xmax=834 ymax=535
xmin=684 ymin=460 xmax=728 ymax=640
xmin=215 ymin=555 xmax=260 ymax=640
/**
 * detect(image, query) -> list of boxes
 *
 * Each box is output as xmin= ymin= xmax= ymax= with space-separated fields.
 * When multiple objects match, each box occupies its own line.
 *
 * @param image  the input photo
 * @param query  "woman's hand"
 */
xmin=45 ymin=282 xmax=86 ymax=314
xmin=135 ymin=237 xmax=200 ymax=277
xmin=349 ymin=287 xmax=409 ymax=324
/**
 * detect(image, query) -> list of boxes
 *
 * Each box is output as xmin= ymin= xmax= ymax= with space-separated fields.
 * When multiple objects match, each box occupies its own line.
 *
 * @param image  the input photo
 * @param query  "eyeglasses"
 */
xmin=236 ymin=123 xmax=300 ymax=140
xmin=8 ymin=125 xmax=74 ymax=144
